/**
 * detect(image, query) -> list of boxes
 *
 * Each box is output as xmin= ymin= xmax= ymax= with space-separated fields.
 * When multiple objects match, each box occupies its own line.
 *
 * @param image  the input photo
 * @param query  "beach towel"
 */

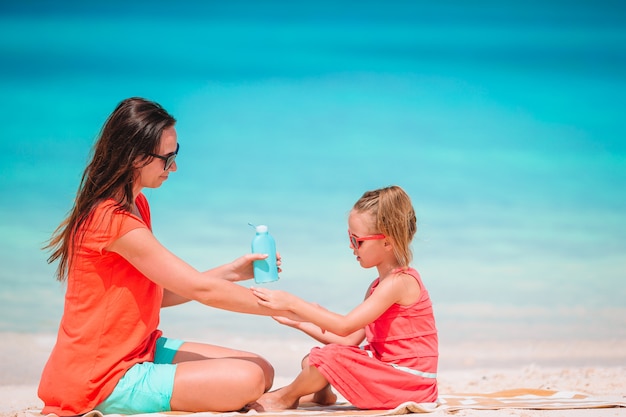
xmin=30 ymin=388 xmax=625 ymax=417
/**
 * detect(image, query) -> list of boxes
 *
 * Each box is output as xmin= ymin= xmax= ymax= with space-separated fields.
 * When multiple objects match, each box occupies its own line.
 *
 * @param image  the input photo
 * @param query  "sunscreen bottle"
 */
xmin=250 ymin=224 xmax=279 ymax=283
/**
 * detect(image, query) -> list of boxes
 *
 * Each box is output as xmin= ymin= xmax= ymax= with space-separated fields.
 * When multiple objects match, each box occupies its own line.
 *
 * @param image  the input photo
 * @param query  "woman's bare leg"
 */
xmin=172 ymin=341 xmax=274 ymax=391
xmin=171 ymin=358 xmax=265 ymax=412
xmin=168 ymin=342 xmax=275 ymax=412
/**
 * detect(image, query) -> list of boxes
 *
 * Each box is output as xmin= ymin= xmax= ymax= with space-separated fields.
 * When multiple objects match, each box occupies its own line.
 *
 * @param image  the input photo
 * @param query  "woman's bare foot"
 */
xmin=256 ymin=390 xmax=299 ymax=411
xmin=299 ymin=384 xmax=337 ymax=406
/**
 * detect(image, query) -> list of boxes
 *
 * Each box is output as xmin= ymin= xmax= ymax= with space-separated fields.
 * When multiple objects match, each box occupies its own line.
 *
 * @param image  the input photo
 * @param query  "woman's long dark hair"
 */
xmin=46 ymin=97 xmax=176 ymax=281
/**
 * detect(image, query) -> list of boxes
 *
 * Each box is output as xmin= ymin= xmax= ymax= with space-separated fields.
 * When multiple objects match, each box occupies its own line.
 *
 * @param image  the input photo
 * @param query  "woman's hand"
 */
xmin=225 ymin=252 xmax=282 ymax=282
xmin=226 ymin=253 xmax=261 ymax=282
xmin=224 ymin=252 xmax=283 ymax=282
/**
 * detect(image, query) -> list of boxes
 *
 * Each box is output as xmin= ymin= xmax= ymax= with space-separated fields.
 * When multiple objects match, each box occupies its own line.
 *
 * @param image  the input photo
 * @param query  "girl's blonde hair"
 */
xmin=353 ymin=185 xmax=417 ymax=267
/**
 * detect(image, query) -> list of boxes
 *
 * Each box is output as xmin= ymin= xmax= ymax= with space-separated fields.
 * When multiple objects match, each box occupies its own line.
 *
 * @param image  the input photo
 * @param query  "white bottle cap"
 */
xmin=256 ymin=225 xmax=268 ymax=233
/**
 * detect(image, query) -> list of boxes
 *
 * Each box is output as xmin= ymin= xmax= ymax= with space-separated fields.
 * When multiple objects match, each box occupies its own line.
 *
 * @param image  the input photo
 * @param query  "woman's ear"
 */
xmin=133 ymin=155 xmax=146 ymax=168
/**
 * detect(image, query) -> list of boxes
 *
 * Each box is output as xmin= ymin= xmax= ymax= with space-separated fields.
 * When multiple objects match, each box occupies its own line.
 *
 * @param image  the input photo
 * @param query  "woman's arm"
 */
xmin=162 ymin=289 xmax=190 ymax=307
xmin=108 ymin=227 xmax=285 ymax=316
xmin=161 ymin=250 xmax=281 ymax=308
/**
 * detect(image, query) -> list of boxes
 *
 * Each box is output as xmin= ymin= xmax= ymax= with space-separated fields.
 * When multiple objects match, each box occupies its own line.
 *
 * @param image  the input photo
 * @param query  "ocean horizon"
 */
xmin=1 ymin=1 xmax=624 ymax=348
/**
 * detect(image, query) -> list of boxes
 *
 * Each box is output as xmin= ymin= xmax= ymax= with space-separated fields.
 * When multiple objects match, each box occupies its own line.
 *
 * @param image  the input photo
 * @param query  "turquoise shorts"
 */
xmin=95 ymin=337 xmax=185 ymax=414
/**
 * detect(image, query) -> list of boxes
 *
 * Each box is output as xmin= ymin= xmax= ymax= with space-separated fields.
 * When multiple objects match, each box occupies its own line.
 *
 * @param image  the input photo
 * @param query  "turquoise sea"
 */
xmin=1 ymin=1 xmax=625 ymax=350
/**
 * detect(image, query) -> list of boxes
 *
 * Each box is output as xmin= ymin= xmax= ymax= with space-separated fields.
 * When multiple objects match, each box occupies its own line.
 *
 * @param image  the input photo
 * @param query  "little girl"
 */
xmin=251 ymin=185 xmax=438 ymax=410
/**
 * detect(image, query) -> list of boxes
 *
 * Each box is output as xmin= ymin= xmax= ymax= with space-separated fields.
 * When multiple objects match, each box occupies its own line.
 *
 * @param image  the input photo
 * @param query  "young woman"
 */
xmin=252 ymin=185 xmax=438 ymax=410
xmin=38 ymin=97 xmax=286 ymax=415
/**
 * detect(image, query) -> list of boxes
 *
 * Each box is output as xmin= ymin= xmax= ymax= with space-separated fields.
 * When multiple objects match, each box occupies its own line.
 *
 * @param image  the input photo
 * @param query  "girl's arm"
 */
xmin=272 ymin=315 xmax=366 ymax=346
xmin=270 ymin=284 xmax=375 ymax=345
xmin=108 ymin=227 xmax=287 ymax=316
xmin=252 ymin=273 xmax=419 ymax=336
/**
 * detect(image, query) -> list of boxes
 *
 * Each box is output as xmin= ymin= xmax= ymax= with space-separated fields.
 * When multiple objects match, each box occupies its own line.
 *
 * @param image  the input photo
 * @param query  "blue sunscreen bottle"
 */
xmin=249 ymin=224 xmax=279 ymax=283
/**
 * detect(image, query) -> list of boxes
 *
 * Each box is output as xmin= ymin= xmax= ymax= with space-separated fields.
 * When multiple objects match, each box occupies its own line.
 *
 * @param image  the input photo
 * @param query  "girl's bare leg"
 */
xmin=256 ymin=359 xmax=330 ymax=411
xmin=168 ymin=342 xmax=275 ymax=412
xmin=300 ymin=384 xmax=337 ymax=406
xmin=295 ymin=355 xmax=337 ymax=406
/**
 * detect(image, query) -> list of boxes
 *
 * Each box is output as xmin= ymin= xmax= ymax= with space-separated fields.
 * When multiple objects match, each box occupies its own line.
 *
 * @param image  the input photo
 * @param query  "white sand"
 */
xmin=2 ymin=332 xmax=624 ymax=417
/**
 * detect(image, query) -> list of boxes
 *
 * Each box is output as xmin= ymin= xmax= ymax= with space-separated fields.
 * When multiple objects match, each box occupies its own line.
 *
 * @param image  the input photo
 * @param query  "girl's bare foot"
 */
xmin=256 ymin=390 xmax=299 ymax=411
xmin=313 ymin=385 xmax=337 ymax=405
xmin=240 ymin=401 xmax=262 ymax=412
xmin=300 ymin=384 xmax=337 ymax=406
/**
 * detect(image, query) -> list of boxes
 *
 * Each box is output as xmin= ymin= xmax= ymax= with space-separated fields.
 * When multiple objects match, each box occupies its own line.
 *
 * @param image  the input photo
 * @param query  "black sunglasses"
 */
xmin=147 ymin=143 xmax=180 ymax=171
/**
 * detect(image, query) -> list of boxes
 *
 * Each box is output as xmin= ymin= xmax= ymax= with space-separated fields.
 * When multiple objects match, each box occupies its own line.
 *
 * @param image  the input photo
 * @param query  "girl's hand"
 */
xmin=273 ymin=316 xmax=329 ymax=337
xmin=250 ymin=287 xmax=296 ymax=311
xmin=272 ymin=314 xmax=325 ymax=332
xmin=272 ymin=315 xmax=303 ymax=328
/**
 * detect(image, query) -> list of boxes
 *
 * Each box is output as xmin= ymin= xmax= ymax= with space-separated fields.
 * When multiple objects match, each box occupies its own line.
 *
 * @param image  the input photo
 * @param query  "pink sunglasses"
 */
xmin=348 ymin=230 xmax=386 ymax=249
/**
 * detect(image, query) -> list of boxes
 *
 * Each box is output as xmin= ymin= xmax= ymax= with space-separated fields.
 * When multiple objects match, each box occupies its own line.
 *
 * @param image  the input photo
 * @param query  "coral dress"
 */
xmin=308 ymin=267 xmax=438 ymax=409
